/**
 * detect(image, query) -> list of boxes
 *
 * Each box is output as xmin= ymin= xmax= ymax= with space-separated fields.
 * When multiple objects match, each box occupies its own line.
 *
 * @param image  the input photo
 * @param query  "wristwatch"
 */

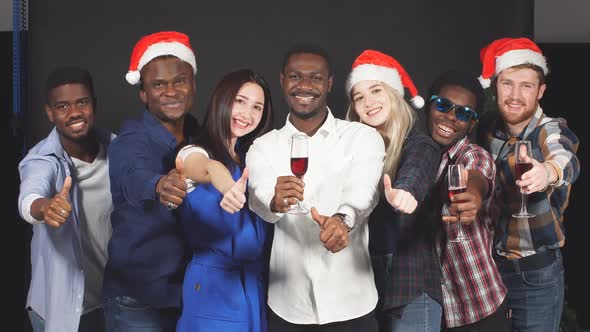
xmin=332 ymin=213 xmax=353 ymax=232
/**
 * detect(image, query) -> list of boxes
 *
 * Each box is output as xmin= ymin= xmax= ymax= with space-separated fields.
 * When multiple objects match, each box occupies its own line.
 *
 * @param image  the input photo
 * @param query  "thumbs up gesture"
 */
xmin=156 ymin=157 xmax=188 ymax=209
xmin=310 ymin=207 xmax=349 ymax=253
xmin=220 ymin=167 xmax=249 ymax=214
xmin=43 ymin=176 xmax=73 ymax=228
xmin=383 ymin=174 xmax=417 ymax=214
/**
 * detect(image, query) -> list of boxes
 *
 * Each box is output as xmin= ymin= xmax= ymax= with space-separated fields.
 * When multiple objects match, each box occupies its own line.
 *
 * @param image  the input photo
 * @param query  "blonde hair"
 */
xmin=346 ymin=84 xmax=415 ymax=182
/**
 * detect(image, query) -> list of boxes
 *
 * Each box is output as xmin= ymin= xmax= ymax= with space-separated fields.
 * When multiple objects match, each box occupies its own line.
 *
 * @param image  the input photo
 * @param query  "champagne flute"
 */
xmin=512 ymin=140 xmax=536 ymax=218
xmin=287 ymin=133 xmax=309 ymax=214
xmin=448 ymin=164 xmax=468 ymax=242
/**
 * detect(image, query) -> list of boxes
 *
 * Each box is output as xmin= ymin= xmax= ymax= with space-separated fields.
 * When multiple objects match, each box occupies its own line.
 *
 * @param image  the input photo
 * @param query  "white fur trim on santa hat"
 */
xmin=478 ymin=76 xmax=491 ymax=89
xmin=126 ymin=71 xmax=141 ymax=85
xmin=126 ymin=41 xmax=197 ymax=85
xmin=410 ymin=95 xmax=425 ymax=109
xmin=346 ymin=64 xmax=404 ymax=97
xmin=496 ymin=49 xmax=549 ymax=76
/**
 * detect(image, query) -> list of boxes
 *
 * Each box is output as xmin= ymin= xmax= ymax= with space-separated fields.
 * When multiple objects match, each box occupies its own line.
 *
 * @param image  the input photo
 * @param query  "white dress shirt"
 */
xmin=246 ymin=110 xmax=385 ymax=324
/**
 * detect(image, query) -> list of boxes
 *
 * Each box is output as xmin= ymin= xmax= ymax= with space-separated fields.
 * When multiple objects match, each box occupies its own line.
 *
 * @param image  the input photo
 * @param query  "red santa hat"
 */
xmin=478 ymin=37 xmax=548 ymax=88
xmin=346 ymin=49 xmax=424 ymax=109
xmin=125 ymin=31 xmax=197 ymax=85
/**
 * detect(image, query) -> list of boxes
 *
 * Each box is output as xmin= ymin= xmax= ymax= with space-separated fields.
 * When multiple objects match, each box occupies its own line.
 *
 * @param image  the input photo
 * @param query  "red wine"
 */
xmin=515 ymin=162 xmax=533 ymax=181
xmin=448 ymin=187 xmax=467 ymax=201
xmin=291 ymin=157 xmax=308 ymax=177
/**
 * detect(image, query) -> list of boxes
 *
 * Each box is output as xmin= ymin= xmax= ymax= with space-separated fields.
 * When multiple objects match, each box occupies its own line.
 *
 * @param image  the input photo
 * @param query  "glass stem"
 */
xmin=520 ymin=193 xmax=528 ymax=214
xmin=457 ymin=212 xmax=464 ymax=238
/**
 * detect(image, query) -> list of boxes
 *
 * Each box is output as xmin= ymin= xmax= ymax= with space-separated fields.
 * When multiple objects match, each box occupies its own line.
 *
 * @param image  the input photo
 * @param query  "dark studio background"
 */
xmin=3 ymin=0 xmax=587 ymax=330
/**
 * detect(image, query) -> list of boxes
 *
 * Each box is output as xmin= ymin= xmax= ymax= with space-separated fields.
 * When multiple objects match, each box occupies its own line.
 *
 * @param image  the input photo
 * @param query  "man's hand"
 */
xmin=443 ymin=169 xmax=483 ymax=224
xmin=383 ymin=174 xmax=417 ymax=214
xmin=156 ymin=157 xmax=187 ymax=209
xmin=270 ymin=175 xmax=304 ymax=213
xmin=516 ymin=155 xmax=550 ymax=194
xmin=220 ymin=168 xmax=248 ymax=214
xmin=42 ymin=176 xmax=72 ymax=228
xmin=311 ymin=207 xmax=349 ymax=253
xmin=443 ymin=190 xmax=482 ymax=224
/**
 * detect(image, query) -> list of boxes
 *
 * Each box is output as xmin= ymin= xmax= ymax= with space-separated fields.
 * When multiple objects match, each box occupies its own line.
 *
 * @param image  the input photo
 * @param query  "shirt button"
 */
xmin=78 ymin=294 xmax=82 ymax=299
xmin=75 ymin=308 xmax=80 ymax=313
xmin=195 ymin=283 xmax=200 ymax=291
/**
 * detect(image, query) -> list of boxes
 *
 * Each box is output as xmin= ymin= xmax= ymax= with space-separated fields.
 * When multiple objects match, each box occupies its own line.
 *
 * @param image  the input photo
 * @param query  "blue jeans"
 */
xmin=103 ymin=296 xmax=180 ymax=332
xmin=498 ymin=251 xmax=564 ymax=332
xmin=377 ymin=293 xmax=442 ymax=332
xmin=27 ymin=307 xmax=105 ymax=332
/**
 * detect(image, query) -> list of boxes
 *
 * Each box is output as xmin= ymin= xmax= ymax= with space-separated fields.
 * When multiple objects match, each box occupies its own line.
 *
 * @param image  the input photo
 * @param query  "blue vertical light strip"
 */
xmin=12 ymin=0 xmax=25 ymax=157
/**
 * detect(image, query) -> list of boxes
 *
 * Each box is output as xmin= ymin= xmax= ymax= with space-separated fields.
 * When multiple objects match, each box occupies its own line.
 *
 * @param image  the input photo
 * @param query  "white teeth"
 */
xmin=234 ymin=119 xmax=249 ymax=128
xmin=507 ymin=101 xmax=524 ymax=109
xmin=367 ymin=108 xmax=380 ymax=116
xmin=295 ymin=96 xmax=313 ymax=101
xmin=437 ymin=123 xmax=453 ymax=133
xmin=70 ymin=122 xmax=85 ymax=129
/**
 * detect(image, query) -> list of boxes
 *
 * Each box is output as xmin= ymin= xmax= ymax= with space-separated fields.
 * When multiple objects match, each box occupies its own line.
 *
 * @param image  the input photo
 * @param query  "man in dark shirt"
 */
xmin=102 ymin=31 xmax=199 ymax=332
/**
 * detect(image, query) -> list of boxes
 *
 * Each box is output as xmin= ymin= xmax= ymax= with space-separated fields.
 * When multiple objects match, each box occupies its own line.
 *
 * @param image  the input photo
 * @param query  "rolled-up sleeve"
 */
xmin=18 ymin=156 xmax=60 ymax=224
xmin=541 ymin=121 xmax=580 ymax=186
xmin=246 ymin=137 xmax=284 ymax=223
xmin=337 ymin=127 xmax=385 ymax=229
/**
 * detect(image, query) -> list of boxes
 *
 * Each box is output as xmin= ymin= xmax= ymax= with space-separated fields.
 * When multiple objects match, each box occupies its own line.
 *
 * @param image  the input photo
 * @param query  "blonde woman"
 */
xmin=346 ymin=50 xmax=442 ymax=332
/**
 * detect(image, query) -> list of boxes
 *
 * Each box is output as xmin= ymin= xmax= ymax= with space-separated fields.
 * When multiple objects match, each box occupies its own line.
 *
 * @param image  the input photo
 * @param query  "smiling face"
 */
xmin=428 ymin=84 xmax=477 ymax=150
xmin=351 ymin=80 xmax=392 ymax=130
xmin=280 ymin=52 xmax=333 ymax=120
xmin=230 ymin=82 xmax=265 ymax=139
xmin=495 ymin=66 xmax=545 ymax=133
xmin=45 ymin=83 xmax=95 ymax=144
xmin=139 ymin=56 xmax=196 ymax=124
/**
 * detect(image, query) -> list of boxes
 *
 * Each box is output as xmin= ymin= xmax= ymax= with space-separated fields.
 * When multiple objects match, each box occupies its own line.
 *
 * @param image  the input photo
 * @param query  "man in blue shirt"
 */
xmin=102 ymin=31 xmax=199 ymax=332
xmin=19 ymin=66 xmax=115 ymax=332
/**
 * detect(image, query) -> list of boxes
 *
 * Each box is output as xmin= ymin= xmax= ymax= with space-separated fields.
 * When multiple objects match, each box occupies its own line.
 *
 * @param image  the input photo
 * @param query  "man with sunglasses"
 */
xmin=477 ymin=38 xmax=580 ymax=332
xmin=426 ymin=70 xmax=511 ymax=331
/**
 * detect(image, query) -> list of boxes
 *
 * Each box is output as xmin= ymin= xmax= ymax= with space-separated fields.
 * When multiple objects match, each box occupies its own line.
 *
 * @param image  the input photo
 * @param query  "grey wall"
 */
xmin=25 ymin=0 xmax=533 ymax=147
xmin=535 ymin=0 xmax=590 ymax=43
xmin=0 ymin=0 xmax=12 ymax=31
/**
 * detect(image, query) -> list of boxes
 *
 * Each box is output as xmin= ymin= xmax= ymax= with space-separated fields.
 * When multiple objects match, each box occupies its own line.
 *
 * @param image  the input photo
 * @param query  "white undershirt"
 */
xmin=69 ymin=144 xmax=112 ymax=312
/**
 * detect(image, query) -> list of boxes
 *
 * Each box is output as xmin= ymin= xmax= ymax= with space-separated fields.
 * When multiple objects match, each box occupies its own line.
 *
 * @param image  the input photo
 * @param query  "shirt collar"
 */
xmin=37 ymin=127 xmax=112 ymax=158
xmin=142 ymin=109 xmax=177 ymax=149
xmin=282 ymin=107 xmax=336 ymax=137
xmin=445 ymin=136 xmax=470 ymax=163
xmin=493 ymin=106 xmax=544 ymax=140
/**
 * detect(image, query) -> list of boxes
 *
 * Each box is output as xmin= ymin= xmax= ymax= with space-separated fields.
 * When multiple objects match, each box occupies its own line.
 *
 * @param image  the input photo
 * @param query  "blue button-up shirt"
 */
xmin=18 ymin=127 xmax=114 ymax=332
xmin=103 ymin=110 xmax=194 ymax=308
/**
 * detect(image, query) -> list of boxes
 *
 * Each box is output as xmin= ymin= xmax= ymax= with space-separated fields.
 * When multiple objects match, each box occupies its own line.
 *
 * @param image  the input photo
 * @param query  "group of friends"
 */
xmin=18 ymin=30 xmax=580 ymax=332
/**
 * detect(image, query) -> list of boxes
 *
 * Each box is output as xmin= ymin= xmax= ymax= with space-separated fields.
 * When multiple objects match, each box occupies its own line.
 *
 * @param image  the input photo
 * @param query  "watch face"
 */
xmin=341 ymin=215 xmax=353 ymax=231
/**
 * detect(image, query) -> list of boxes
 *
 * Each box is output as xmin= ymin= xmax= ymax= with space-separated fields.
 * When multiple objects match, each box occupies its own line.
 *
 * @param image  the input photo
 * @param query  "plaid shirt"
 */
xmin=369 ymin=129 xmax=443 ymax=310
xmin=436 ymin=137 xmax=507 ymax=328
xmin=483 ymin=107 xmax=580 ymax=258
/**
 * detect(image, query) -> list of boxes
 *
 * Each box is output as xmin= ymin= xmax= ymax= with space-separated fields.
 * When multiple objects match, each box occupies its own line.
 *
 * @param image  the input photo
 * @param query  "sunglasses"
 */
xmin=429 ymin=95 xmax=479 ymax=122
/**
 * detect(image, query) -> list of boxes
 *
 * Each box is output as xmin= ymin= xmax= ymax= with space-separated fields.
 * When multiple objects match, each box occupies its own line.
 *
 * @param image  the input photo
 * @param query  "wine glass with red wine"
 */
xmin=448 ymin=164 xmax=468 ymax=242
xmin=288 ymin=133 xmax=309 ymax=214
xmin=512 ymin=140 xmax=536 ymax=218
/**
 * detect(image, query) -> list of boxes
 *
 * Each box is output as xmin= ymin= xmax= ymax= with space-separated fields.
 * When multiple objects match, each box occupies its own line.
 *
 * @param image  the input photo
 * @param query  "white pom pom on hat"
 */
xmin=478 ymin=37 xmax=549 ymax=88
xmin=346 ymin=49 xmax=424 ymax=109
xmin=125 ymin=31 xmax=197 ymax=85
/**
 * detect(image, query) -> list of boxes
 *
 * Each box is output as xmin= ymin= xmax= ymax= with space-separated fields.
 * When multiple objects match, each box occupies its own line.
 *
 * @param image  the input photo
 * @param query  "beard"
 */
xmin=498 ymin=101 xmax=537 ymax=126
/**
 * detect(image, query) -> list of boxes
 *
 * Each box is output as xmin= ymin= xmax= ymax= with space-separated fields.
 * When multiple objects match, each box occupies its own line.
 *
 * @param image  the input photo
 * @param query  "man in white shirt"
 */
xmin=246 ymin=43 xmax=385 ymax=331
